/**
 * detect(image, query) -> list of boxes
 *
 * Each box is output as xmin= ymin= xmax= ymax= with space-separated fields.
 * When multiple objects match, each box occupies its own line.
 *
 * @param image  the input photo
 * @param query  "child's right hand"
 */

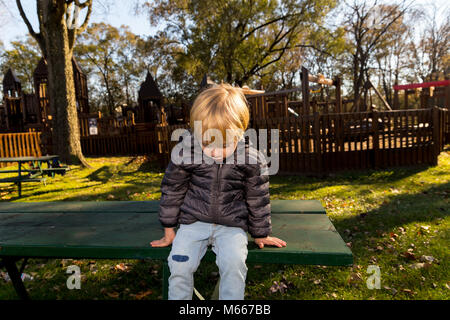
xmin=150 ymin=228 xmax=176 ymax=247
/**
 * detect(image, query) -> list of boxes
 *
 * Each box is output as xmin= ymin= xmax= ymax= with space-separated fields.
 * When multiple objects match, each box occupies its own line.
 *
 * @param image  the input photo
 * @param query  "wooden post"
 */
xmin=445 ymin=85 xmax=450 ymax=144
xmin=368 ymin=80 xmax=392 ymax=110
xmin=445 ymin=84 xmax=450 ymax=109
xmin=404 ymin=90 xmax=408 ymax=109
xmin=335 ymin=77 xmax=342 ymax=114
xmin=393 ymin=82 xmax=399 ymax=110
xmin=301 ymin=67 xmax=310 ymax=116
xmin=420 ymin=88 xmax=426 ymax=108
xmin=313 ymin=112 xmax=322 ymax=173
xmin=372 ymin=110 xmax=380 ymax=168
xmin=312 ymin=98 xmax=317 ymax=114
xmin=432 ymin=106 xmax=440 ymax=166
xmin=363 ymin=85 xmax=368 ymax=112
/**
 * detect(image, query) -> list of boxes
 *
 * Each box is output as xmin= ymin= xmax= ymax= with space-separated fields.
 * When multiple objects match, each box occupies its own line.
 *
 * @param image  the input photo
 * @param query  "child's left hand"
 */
xmin=254 ymin=236 xmax=287 ymax=249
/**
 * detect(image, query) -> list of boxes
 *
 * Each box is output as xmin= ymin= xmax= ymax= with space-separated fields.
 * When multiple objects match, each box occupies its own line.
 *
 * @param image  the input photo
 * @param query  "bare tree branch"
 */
xmin=76 ymin=0 xmax=93 ymax=34
xmin=16 ymin=0 xmax=39 ymax=39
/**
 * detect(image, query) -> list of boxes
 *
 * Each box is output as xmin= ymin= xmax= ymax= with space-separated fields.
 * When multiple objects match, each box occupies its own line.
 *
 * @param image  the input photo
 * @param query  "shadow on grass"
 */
xmin=86 ymin=166 xmax=114 ymax=183
xmin=331 ymin=181 xmax=449 ymax=260
xmin=269 ymin=165 xmax=432 ymax=197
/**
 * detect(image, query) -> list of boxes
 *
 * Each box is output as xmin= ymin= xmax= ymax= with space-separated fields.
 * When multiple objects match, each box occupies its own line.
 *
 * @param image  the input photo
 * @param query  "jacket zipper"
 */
xmin=213 ymin=163 xmax=222 ymax=223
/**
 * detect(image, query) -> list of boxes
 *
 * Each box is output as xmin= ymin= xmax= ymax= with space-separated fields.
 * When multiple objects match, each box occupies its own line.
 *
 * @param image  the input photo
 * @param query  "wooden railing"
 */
xmin=1 ymin=108 xmax=446 ymax=174
xmin=0 ymin=132 xmax=42 ymax=167
xmin=158 ymin=107 xmax=447 ymax=173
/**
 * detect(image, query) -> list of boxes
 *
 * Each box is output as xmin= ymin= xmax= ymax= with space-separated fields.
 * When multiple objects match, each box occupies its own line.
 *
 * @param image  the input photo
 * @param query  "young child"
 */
xmin=151 ymin=83 xmax=286 ymax=300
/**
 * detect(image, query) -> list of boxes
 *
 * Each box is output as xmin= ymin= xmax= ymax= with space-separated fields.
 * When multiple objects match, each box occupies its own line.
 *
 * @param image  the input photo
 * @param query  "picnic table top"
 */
xmin=0 ymin=200 xmax=352 ymax=266
xmin=0 ymin=155 xmax=59 ymax=163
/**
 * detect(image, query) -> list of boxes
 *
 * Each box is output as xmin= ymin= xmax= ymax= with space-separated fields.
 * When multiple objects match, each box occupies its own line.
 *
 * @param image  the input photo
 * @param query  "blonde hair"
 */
xmin=190 ymin=83 xmax=250 ymax=147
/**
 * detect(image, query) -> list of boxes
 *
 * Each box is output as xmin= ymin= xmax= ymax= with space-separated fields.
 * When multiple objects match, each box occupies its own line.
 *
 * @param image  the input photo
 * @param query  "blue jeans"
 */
xmin=168 ymin=221 xmax=248 ymax=300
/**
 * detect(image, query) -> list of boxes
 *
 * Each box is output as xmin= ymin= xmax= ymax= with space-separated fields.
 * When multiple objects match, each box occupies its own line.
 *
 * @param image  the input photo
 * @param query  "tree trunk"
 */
xmin=41 ymin=1 xmax=91 ymax=167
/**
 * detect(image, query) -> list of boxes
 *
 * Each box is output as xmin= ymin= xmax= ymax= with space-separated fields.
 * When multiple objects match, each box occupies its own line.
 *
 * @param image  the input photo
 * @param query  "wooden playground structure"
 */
xmin=1 ymin=65 xmax=449 ymax=174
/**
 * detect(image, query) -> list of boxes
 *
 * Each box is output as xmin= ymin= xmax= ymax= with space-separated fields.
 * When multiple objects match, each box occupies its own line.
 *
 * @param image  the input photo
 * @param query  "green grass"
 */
xmin=0 ymin=150 xmax=449 ymax=300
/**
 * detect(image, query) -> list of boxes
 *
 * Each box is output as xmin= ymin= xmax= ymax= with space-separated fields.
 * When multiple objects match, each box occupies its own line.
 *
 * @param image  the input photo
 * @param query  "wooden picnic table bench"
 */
xmin=0 ymin=200 xmax=353 ymax=300
xmin=0 ymin=156 xmax=70 ymax=197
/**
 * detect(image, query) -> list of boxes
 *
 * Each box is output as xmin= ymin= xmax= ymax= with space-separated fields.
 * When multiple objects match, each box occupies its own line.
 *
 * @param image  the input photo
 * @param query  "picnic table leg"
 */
xmin=46 ymin=160 xmax=55 ymax=178
xmin=17 ymin=182 xmax=22 ymax=198
xmin=162 ymin=261 xmax=169 ymax=300
xmin=1 ymin=257 xmax=30 ymax=300
xmin=18 ymin=161 xmax=22 ymax=198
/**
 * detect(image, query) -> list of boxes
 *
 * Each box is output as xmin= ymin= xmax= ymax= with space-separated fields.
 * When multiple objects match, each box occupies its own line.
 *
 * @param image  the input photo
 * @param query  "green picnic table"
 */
xmin=0 ymin=200 xmax=353 ymax=300
xmin=0 ymin=156 xmax=70 ymax=197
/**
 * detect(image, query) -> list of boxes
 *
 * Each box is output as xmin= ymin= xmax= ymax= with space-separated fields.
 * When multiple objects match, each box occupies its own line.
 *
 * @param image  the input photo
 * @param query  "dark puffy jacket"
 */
xmin=158 ymin=131 xmax=272 ymax=238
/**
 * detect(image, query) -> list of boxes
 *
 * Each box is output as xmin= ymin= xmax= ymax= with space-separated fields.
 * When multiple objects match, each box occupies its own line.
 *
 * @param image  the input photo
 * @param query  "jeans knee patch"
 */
xmin=172 ymin=255 xmax=189 ymax=262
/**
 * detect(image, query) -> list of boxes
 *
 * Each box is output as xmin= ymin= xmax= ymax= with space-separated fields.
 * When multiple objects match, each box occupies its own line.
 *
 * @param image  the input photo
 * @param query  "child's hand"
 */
xmin=254 ymin=236 xmax=287 ymax=249
xmin=150 ymin=228 xmax=176 ymax=247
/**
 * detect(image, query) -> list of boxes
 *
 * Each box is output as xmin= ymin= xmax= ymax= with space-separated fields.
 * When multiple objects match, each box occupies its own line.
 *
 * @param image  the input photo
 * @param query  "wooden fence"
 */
xmin=80 ymin=128 xmax=160 ymax=156
xmin=158 ymin=107 xmax=448 ymax=174
xmin=1 ymin=108 xmax=447 ymax=174
xmin=79 ymin=113 xmax=136 ymax=137
xmin=0 ymin=132 xmax=42 ymax=168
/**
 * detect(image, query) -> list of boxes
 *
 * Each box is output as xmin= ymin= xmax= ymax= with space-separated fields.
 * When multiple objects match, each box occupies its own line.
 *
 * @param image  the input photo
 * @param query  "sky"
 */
xmin=1 ymin=0 xmax=448 ymax=50
xmin=0 ymin=1 xmax=159 ymax=49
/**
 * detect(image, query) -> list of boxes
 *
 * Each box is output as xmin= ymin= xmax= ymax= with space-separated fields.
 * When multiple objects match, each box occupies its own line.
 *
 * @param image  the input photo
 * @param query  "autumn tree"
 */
xmin=371 ymin=11 xmax=414 ymax=107
xmin=410 ymin=5 xmax=450 ymax=82
xmin=116 ymin=28 xmax=142 ymax=108
xmin=0 ymin=36 xmax=41 ymax=93
xmin=342 ymin=0 xmax=410 ymax=111
xmin=16 ymin=0 xmax=93 ymax=167
xmin=75 ymin=23 xmax=155 ymax=114
xmin=139 ymin=0 xmax=338 ymax=87
xmin=75 ymin=23 xmax=124 ymax=115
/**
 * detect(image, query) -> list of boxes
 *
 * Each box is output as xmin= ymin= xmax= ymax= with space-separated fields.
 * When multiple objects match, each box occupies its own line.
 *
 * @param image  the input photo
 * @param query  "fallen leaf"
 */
xmin=390 ymin=188 xmax=400 ymax=194
xmin=269 ymin=281 xmax=288 ymax=294
xmin=402 ymin=289 xmax=415 ymax=295
xmin=402 ymin=251 xmax=416 ymax=260
xmin=134 ymin=290 xmax=153 ymax=300
xmin=115 ymin=263 xmax=129 ymax=272
xmin=106 ymin=291 xmax=120 ymax=299
xmin=410 ymin=263 xmax=425 ymax=270
xmin=347 ymin=272 xmax=363 ymax=285
xmin=419 ymin=255 xmax=435 ymax=263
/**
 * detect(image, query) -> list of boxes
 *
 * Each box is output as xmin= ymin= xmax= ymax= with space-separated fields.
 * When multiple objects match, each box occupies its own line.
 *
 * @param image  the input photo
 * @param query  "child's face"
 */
xmin=201 ymin=139 xmax=238 ymax=160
